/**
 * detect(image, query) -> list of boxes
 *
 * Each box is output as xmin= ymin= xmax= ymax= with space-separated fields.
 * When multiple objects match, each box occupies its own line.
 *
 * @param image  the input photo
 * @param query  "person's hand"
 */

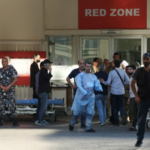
xmin=99 ymin=78 xmax=104 ymax=83
xmin=135 ymin=96 xmax=141 ymax=105
xmin=5 ymin=85 xmax=11 ymax=91
xmin=72 ymin=85 xmax=77 ymax=89
xmin=0 ymin=85 xmax=6 ymax=91
xmin=48 ymin=66 xmax=52 ymax=73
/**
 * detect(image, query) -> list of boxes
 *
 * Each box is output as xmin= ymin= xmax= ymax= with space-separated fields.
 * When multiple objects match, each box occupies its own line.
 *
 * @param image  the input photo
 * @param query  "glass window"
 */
xmin=114 ymin=39 xmax=141 ymax=65
xmin=48 ymin=37 xmax=73 ymax=66
xmin=82 ymin=38 xmax=109 ymax=63
xmin=147 ymin=38 xmax=150 ymax=53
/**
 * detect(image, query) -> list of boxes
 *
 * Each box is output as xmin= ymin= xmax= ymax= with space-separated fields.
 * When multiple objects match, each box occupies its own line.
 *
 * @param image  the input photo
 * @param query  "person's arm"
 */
xmin=94 ymin=76 xmax=103 ymax=92
xmin=0 ymin=85 xmax=6 ymax=90
xmin=124 ymin=72 xmax=129 ymax=85
xmin=131 ymin=78 xmax=140 ymax=104
xmin=66 ymin=70 xmax=77 ymax=89
xmin=66 ymin=76 xmax=77 ymax=89
xmin=75 ymin=74 xmax=87 ymax=95
xmin=10 ymin=65 xmax=19 ymax=78
xmin=101 ymin=72 xmax=112 ymax=85
xmin=40 ymin=67 xmax=52 ymax=81
xmin=5 ymin=77 xmax=18 ymax=91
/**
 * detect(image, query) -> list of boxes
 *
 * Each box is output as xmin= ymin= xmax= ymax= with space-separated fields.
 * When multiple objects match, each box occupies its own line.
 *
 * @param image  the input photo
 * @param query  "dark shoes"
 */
xmin=122 ymin=115 xmax=127 ymax=125
xmin=135 ymin=140 xmax=143 ymax=147
xmin=0 ymin=118 xmax=3 ymax=126
xmin=81 ymin=124 xmax=86 ymax=128
xmin=69 ymin=124 xmax=74 ymax=131
xmin=85 ymin=129 xmax=95 ymax=133
xmin=114 ymin=123 xmax=119 ymax=126
xmin=13 ymin=118 xmax=19 ymax=126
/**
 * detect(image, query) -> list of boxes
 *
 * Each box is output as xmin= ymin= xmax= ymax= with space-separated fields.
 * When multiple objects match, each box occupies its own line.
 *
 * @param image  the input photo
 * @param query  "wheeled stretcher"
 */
xmin=146 ymin=108 xmax=150 ymax=129
xmin=5 ymin=98 xmax=64 ymax=123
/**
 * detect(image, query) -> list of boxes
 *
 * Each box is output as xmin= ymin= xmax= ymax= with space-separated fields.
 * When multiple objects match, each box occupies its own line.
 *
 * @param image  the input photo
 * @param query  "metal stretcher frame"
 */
xmin=5 ymin=98 xmax=64 ymax=123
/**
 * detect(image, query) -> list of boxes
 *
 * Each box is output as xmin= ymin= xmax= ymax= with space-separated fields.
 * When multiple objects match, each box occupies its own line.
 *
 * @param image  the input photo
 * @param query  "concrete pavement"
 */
xmin=0 ymin=116 xmax=150 ymax=150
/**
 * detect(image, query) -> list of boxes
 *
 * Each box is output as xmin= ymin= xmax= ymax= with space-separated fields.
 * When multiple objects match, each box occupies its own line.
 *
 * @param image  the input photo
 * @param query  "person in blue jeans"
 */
xmin=100 ymin=61 xmax=129 ymax=126
xmin=131 ymin=53 xmax=150 ymax=147
xmin=95 ymin=64 xmax=108 ymax=126
xmin=38 ymin=59 xmax=53 ymax=125
xmin=66 ymin=59 xmax=86 ymax=128
xmin=34 ymin=61 xmax=46 ymax=125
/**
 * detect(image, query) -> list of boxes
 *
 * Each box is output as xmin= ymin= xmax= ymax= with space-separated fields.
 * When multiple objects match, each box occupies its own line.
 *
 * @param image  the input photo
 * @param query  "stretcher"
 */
xmin=146 ymin=108 xmax=150 ymax=129
xmin=5 ymin=98 xmax=64 ymax=123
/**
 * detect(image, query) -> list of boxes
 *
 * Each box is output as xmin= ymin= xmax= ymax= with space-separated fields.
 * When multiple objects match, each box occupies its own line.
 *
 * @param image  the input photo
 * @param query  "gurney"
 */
xmin=146 ymin=108 xmax=150 ymax=129
xmin=5 ymin=98 xmax=64 ymax=123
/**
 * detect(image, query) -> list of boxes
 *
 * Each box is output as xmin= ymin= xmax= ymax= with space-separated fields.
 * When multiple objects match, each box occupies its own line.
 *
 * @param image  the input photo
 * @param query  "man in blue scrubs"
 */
xmin=66 ymin=59 xmax=86 ymax=128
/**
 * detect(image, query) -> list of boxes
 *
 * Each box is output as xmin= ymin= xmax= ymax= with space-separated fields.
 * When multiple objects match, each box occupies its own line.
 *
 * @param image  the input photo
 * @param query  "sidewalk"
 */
xmin=0 ymin=116 xmax=149 ymax=150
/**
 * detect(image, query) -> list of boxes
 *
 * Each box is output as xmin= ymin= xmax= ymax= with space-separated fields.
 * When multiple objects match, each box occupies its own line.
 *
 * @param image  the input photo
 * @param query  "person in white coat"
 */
xmin=69 ymin=62 xmax=103 ymax=132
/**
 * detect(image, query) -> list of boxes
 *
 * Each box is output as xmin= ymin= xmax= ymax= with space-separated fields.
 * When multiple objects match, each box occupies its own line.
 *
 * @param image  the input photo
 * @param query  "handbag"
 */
xmin=115 ymin=69 xmax=124 ymax=86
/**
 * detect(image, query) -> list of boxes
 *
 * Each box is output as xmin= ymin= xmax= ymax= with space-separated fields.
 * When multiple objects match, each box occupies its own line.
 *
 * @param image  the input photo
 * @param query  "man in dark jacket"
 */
xmin=38 ymin=59 xmax=53 ymax=125
xmin=30 ymin=54 xmax=41 ymax=98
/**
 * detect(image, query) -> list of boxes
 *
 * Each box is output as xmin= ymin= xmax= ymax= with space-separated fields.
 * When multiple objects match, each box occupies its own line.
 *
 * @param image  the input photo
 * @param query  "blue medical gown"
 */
xmin=71 ymin=72 xmax=103 ymax=116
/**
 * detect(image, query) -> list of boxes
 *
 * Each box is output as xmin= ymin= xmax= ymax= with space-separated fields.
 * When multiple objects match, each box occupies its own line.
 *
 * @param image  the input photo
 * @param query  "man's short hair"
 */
xmin=33 ymin=54 xmax=39 ymax=59
xmin=85 ymin=62 xmax=92 ymax=66
xmin=93 ymin=57 xmax=99 ymax=62
xmin=78 ymin=59 xmax=84 ymax=64
xmin=4 ymin=56 xmax=10 ymax=63
xmin=2 ymin=57 xmax=8 ymax=61
xmin=128 ymin=65 xmax=136 ymax=70
xmin=113 ymin=53 xmax=119 ymax=56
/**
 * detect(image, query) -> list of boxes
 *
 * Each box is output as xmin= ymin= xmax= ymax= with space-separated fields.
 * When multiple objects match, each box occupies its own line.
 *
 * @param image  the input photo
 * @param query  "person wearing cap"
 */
xmin=100 ymin=60 xmax=129 ymax=126
xmin=126 ymin=65 xmax=138 ymax=131
xmin=38 ymin=59 xmax=53 ymax=125
xmin=131 ymin=53 xmax=150 ymax=147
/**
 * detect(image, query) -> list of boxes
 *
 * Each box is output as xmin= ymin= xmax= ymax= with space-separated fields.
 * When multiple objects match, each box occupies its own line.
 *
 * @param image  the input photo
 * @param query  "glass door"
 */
xmin=80 ymin=37 xmax=111 ymax=63
xmin=112 ymin=37 xmax=143 ymax=66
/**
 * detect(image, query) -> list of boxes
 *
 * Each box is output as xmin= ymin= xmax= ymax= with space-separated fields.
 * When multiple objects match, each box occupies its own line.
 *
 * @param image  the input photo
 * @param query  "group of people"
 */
xmin=67 ymin=52 xmax=150 ymax=147
xmin=0 ymin=52 xmax=149 ymax=147
xmin=0 ymin=54 xmax=53 ymax=126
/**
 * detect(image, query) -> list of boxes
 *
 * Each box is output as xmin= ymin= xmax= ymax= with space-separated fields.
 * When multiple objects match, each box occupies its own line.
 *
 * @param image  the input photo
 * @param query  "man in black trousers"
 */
xmin=30 ymin=54 xmax=41 ymax=99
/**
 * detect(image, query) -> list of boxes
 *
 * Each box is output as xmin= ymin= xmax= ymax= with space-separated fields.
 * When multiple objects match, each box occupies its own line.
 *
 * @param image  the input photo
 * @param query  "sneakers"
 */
xmin=98 ymin=123 xmax=104 ymax=126
xmin=43 ymin=120 xmax=50 ymax=125
xmin=0 ymin=118 xmax=3 ymax=126
xmin=85 ymin=129 xmax=95 ymax=133
xmin=135 ymin=140 xmax=143 ymax=147
xmin=37 ymin=121 xmax=47 ymax=125
xmin=81 ymin=124 xmax=86 ymax=128
xmin=35 ymin=120 xmax=39 ymax=125
xmin=13 ymin=118 xmax=19 ymax=126
xmin=69 ymin=124 xmax=74 ymax=131
xmin=122 ymin=115 xmax=127 ymax=125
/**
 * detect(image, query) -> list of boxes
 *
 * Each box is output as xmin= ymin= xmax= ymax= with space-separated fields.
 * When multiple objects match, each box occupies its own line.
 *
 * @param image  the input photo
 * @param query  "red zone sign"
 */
xmin=78 ymin=0 xmax=147 ymax=29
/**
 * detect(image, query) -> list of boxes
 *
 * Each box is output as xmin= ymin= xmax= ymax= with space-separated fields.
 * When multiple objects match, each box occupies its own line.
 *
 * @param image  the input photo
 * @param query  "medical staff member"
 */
xmin=69 ymin=62 xmax=103 ymax=132
xmin=66 ymin=59 xmax=86 ymax=128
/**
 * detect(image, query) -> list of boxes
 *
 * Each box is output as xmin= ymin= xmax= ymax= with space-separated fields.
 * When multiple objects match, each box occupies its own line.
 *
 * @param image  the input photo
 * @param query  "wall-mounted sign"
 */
xmin=101 ymin=30 xmax=122 ymax=34
xmin=78 ymin=0 xmax=147 ymax=29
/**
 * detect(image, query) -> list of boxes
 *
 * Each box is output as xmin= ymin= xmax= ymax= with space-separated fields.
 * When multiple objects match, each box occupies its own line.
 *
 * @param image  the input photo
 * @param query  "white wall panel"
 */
xmin=45 ymin=0 xmax=78 ymax=29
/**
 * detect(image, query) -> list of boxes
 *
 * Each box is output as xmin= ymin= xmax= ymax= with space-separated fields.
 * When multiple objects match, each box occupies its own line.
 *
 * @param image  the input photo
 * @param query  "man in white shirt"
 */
xmin=100 ymin=61 xmax=129 ymax=126
xmin=127 ymin=65 xmax=138 ymax=131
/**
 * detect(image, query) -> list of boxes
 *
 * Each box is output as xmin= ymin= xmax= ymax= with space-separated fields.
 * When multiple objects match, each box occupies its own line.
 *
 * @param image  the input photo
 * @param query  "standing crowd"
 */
xmin=0 ymin=52 xmax=150 ymax=148
xmin=67 ymin=52 xmax=150 ymax=147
